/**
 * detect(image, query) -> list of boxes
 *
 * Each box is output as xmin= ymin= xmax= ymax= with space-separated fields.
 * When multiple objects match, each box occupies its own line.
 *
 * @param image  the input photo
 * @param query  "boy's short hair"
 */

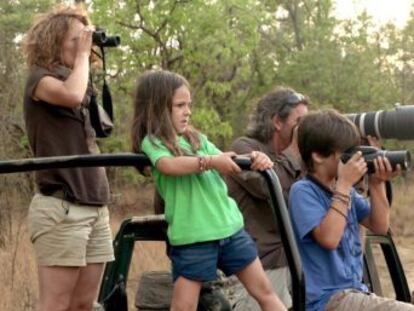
xmin=298 ymin=109 xmax=360 ymax=172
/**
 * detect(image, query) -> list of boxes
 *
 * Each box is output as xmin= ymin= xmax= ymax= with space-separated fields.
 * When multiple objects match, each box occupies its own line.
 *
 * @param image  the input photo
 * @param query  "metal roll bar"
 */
xmin=0 ymin=153 xmax=305 ymax=311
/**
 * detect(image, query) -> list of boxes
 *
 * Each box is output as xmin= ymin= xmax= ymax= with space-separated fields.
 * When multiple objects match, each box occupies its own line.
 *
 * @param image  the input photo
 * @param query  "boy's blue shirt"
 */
xmin=289 ymin=176 xmax=371 ymax=311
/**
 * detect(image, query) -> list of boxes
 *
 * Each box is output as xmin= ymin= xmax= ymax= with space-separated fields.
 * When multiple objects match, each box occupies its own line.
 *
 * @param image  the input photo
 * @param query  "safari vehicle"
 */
xmin=0 ymin=153 xmax=412 ymax=311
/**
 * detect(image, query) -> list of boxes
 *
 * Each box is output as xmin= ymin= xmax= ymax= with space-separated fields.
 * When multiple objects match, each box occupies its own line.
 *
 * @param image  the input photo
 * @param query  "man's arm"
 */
xmin=229 ymin=137 xmax=301 ymax=201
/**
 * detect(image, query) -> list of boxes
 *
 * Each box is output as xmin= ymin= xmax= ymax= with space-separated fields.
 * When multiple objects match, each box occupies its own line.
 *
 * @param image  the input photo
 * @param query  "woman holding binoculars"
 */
xmin=22 ymin=4 xmax=114 ymax=311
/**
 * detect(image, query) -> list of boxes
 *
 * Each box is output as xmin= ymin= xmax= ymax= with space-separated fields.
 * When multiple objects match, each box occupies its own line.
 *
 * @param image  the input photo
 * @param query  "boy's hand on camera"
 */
xmin=250 ymin=151 xmax=274 ymax=171
xmin=369 ymin=157 xmax=402 ymax=184
xmin=337 ymin=151 xmax=367 ymax=187
xmin=211 ymin=152 xmax=241 ymax=175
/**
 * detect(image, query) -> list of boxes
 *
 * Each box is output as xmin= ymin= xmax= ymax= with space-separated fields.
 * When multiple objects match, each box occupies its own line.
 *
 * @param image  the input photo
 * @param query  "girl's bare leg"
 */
xmin=170 ymin=276 xmax=203 ymax=311
xmin=236 ymin=258 xmax=287 ymax=311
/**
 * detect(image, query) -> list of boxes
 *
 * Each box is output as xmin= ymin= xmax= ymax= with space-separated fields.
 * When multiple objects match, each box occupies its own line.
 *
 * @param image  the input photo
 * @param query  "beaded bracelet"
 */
xmin=198 ymin=156 xmax=214 ymax=172
xmin=331 ymin=204 xmax=348 ymax=220
xmin=333 ymin=189 xmax=351 ymax=201
xmin=332 ymin=194 xmax=350 ymax=207
xmin=198 ymin=156 xmax=207 ymax=172
xmin=206 ymin=155 xmax=213 ymax=170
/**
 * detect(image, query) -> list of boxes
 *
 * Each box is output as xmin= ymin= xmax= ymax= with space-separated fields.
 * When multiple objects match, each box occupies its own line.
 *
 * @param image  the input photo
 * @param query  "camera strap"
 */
xmin=89 ymin=46 xmax=114 ymax=138
xmin=100 ymin=46 xmax=113 ymax=120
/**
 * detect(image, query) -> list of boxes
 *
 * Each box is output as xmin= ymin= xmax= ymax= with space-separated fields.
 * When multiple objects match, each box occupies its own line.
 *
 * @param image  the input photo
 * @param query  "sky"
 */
xmin=335 ymin=0 xmax=413 ymax=28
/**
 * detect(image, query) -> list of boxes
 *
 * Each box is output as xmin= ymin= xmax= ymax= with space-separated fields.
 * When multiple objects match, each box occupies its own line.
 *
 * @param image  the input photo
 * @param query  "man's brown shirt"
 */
xmin=226 ymin=136 xmax=304 ymax=269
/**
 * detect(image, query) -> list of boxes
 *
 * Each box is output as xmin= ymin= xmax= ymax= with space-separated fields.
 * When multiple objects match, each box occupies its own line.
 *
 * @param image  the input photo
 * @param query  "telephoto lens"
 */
xmin=346 ymin=105 xmax=414 ymax=140
xmin=341 ymin=146 xmax=411 ymax=174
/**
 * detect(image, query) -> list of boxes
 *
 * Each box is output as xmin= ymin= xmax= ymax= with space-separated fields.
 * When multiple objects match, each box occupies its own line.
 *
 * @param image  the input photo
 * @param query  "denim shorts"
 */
xmin=170 ymin=229 xmax=258 ymax=282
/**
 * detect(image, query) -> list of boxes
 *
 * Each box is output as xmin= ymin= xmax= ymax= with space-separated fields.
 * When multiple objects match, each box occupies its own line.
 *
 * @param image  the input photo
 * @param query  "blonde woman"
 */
xmin=23 ymin=4 xmax=113 ymax=311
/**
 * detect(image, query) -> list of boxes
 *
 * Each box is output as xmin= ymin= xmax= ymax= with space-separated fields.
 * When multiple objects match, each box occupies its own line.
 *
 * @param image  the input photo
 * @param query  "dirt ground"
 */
xmin=396 ymin=237 xmax=414 ymax=293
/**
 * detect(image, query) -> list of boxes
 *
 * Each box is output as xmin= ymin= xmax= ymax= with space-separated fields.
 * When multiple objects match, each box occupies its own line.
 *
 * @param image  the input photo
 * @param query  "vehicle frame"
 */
xmin=0 ymin=153 xmax=411 ymax=311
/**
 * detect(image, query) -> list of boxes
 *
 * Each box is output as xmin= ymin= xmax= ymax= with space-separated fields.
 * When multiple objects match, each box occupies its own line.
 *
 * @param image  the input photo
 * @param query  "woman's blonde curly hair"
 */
xmin=23 ymin=4 xmax=90 ymax=70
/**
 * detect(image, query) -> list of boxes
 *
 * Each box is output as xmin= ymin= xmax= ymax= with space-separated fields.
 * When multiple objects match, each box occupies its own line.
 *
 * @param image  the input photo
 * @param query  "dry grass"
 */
xmin=1 ymin=177 xmax=414 ymax=311
xmin=390 ymin=175 xmax=414 ymax=237
xmin=388 ymin=174 xmax=414 ymax=295
xmin=0 ymin=184 xmax=171 ymax=311
xmin=0 ymin=216 xmax=38 ymax=311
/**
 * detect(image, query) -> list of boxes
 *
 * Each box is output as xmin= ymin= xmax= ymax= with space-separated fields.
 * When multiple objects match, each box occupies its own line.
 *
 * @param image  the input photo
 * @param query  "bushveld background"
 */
xmin=2 ymin=0 xmax=414 ymax=310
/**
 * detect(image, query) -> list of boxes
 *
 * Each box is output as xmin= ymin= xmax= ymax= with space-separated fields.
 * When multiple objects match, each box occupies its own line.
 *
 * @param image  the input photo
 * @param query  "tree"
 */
xmin=0 ymin=0 xmax=53 ymax=248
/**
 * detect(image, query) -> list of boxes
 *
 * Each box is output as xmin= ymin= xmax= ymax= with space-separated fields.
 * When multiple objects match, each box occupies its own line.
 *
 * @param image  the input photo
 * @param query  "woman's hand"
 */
xmin=76 ymin=25 xmax=95 ymax=57
xmin=250 ymin=151 xmax=274 ymax=171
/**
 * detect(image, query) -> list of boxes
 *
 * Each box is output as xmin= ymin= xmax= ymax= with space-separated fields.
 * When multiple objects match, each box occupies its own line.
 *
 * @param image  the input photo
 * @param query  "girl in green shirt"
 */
xmin=131 ymin=70 xmax=286 ymax=311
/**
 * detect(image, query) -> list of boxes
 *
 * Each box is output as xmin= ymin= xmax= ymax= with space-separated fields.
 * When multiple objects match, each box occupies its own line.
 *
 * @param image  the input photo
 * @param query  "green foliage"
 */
xmin=191 ymin=105 xmax=233 ymax=148
xmin=90 ymin=0 xmax=264 ymax=149
xmin=5 ymin=0 xmax=414 ymax=184
xmin=0 ymin=0 xmax=54 ymax=33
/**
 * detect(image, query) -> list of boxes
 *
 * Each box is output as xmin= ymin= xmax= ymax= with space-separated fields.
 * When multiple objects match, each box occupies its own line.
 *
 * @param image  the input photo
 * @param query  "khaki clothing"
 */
xmin=28 ymin=194 xmax=114 ymax=266
xmin=23 ymin=65 xmax=110 ymax=206
xmin=325 ymin=289 xmax=414 ymax=311
xmin=226 ymin=136 xmax=303 ymax=270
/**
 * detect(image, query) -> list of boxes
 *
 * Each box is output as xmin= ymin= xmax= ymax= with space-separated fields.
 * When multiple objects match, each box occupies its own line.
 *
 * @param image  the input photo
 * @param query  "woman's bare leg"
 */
xmin=37 ymin=266 xmax=80 ymax=311
xmin=68 ymin=263 xmax=105 ymax=311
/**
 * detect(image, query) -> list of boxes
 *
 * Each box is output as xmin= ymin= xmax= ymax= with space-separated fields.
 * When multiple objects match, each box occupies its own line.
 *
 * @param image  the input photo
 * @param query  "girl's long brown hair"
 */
xmin=22 ymin=4 xmax=90 ymax=70
xmin=131 ymin=70 xmax=200 ymax=156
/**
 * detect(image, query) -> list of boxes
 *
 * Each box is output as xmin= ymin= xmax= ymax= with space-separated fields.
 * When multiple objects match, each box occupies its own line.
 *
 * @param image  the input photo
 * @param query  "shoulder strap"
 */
xmin=88 ymin=46 xmax=114 ymax=138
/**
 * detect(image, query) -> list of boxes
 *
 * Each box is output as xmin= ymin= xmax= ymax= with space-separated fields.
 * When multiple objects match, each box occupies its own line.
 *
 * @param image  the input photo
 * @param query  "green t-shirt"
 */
xmin=141 ymin=134 xmax=244 ymax=246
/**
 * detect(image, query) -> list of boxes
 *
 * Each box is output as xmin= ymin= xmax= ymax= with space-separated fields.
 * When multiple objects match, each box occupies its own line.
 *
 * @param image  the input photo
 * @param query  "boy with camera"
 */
xmin=289 ymin=110 xmax=413 ymax=311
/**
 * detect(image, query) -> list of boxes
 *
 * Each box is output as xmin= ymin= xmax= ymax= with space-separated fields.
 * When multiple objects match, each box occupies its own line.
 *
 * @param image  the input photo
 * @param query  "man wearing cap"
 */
xmin=226 ymin=87 xmax=309 ymax=310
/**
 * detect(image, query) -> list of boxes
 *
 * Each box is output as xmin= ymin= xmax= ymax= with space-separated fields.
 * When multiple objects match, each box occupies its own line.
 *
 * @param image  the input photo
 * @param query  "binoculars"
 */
xmin=92 ymin=30 xmax=121 ymax=47
xmin=341 ymin=146 xmax=411 ymax=174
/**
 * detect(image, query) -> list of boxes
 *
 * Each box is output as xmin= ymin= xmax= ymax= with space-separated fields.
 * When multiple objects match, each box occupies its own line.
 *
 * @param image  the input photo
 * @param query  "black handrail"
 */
xmin=0 ymin=153 xmax=305 ymax=311
xmin=226 ymin=157 xmax=305 ymax=310
xmin=261 ymin=169 xmax=305 ymax=310
xmin=0 ymin=153 xmax=150 ymax=174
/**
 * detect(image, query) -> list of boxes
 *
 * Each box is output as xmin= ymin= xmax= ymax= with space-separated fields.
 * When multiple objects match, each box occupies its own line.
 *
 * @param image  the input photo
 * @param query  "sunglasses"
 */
xmin=276 ymin=92 xmax=307 ymax=114
xmin=285 ymin=92 xmax=306 ymax=105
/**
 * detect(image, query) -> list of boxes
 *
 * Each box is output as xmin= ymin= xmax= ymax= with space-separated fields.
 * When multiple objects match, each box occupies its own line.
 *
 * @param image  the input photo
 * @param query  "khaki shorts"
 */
xmin=325 ymin=289 xmax=414 ymax=311
xmin=28 ymin=193 xmax=115 ymax=266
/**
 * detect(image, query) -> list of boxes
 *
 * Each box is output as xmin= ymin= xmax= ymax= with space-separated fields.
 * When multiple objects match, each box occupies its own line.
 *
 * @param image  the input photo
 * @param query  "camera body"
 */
xmin=92 ymin=30 xmax=121 ymax=47
xmin=341 ymin=145 xmax=411 ymax=174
